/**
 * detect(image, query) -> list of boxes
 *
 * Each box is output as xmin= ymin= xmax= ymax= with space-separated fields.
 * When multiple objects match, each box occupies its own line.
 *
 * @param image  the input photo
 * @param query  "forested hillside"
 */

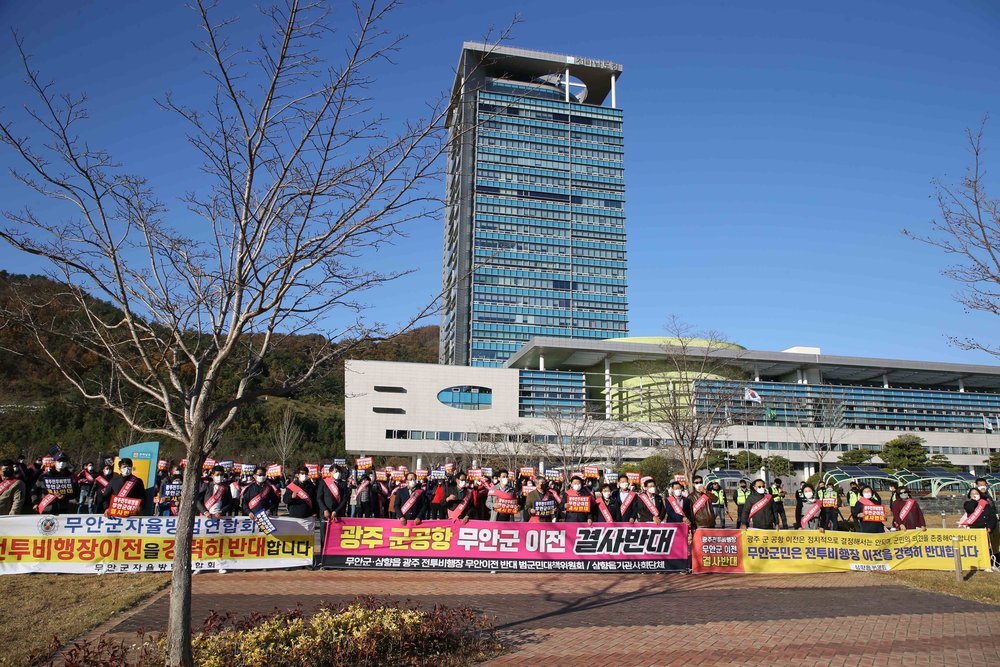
xmin=0 ymin=271 xmax=438 ymax=464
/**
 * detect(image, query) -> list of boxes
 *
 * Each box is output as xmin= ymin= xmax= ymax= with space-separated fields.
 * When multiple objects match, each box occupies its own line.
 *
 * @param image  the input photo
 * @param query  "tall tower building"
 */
xmin=440 ymin=43 xmax=628 ymax=367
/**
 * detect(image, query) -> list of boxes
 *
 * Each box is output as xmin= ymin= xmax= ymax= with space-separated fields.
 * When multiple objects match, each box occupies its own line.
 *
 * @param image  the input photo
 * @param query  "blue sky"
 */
xmin=0 ymin=0 xmax=998 ymax=364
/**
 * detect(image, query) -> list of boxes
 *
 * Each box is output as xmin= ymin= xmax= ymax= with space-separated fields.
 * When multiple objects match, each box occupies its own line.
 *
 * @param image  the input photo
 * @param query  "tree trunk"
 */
xmin=167 ymin=438 xmax=207 ymax=667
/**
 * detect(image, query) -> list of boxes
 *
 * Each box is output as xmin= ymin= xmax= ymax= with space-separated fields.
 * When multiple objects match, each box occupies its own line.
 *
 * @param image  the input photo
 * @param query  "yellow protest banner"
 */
xmin=693 ymin=528 xmax=991 ymax=573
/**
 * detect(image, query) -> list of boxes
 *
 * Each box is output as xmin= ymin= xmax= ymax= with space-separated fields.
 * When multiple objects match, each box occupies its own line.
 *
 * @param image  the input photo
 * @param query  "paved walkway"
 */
xmin=97 ymin=570 xmax=1000 ymax=666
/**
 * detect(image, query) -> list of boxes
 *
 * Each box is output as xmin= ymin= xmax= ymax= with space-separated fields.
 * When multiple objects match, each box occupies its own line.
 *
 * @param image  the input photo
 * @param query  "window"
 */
xmin=437 ymin=385 xmax=493 ymax=410
xmin=374 ymin=386 xmax=406 ymax=393
xmin=373 ymin=407 xmax=405 ymax=414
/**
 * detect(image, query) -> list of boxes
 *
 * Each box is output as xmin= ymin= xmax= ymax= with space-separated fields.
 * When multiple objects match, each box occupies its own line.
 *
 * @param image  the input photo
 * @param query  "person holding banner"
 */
xmin=32 ymin=454 xmax=77 ymax=515
xmin=961 ymin=487 xmax=998 ymax=532
xmin=973 ymin=478 xmax=1000 ymax=567
xmin=487 ymin=470 xmax=520 ymax=522
xmin=524 ymin=477 xmax=559 ymax=523
xmin=594 ymin=483 xmax=621 ymax=522
xmin=799 ymin=483 xmax=824 ymax=531
xmin=283 ymin=467 xmax=317 ymax=519
xmin=635 ymin=476 xmax=666 ymax=524
xmin=241 ymin=467 xmax=279 ymax=516
xmin=102 ymin=458 xmax=146 ymax=517
xmin=93 ymin=461 xmax=115 ymax=512
xmin=890 ymin=487 xmax=926 ymax=531
xmin=354 ymin=472 xmax=379 ymax=518
xmin=665 ymin=481 xmax=696 ymax=526
xmin=156 ymin=469 xmax=184 ymax=516
xmin=852 ymin=485 xmax=887 ymax=534
xmin=0 ymin=460 xmax=26 ymax=515
xmin=395 ymin=472 xmax=426 ymax=526
xmin=688 ymin=478 xmax=716 ymax=528
xmin=445 ymin=472 xmax=475 ymax=523
xmin=198 ymin=465 xmax=236 ymax=518
xmin=739 ymin=480 xmax=780 ymax=530
xmin=318 ymin=464 xmax=350 ymax=522
xmin=561 ymin=475 xmax=596 ymax=523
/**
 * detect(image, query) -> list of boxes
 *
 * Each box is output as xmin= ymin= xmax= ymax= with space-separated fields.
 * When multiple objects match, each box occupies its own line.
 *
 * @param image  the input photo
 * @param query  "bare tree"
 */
xmin=269 ymin=405 xmax=304 ymax=473
xmin=0 ymin=3 xmax=510 ymax=663
xmin=630 ymin=316 xmax=747 ymax=483
xmin=536 ymin=408 xmax=609 ymax=476
xmin=790 ymin=394 xmax=848 ymax=479
xmin=904 ymin=118 xmax=999 ymax=358
xmin=478 ymin=421 xmax=535 ymax=474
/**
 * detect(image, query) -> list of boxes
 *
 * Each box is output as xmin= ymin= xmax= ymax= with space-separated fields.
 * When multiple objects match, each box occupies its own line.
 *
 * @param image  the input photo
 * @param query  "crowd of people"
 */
xmin=1 ymin=454 xmax=998 ymax=566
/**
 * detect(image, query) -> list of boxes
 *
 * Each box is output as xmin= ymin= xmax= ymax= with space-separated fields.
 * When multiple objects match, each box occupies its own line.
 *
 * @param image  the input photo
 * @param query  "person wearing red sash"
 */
xmin=635 ymin=477 xmax=666 ymax=524
xmin=395 ymin=472 xmax=427 ymax=525
xmin=799 ymin=484 xmax=824 ymax=531
xmin=688 ymin=478 xmax=716 ymax=528
xmin=32 ymin=454 xmax=78 ymax=515
xmin=198 ymin=465 xmax=235 ymax=518
xmin=93 ymin=462 xmax=115 ymax=512
xmin=283 ymin=466 xmax=317 ymax=519
xmin=610 ymin=474 xmax=637 ymax=523
xmin=102 ymin=458 xmax=146 ymax=517
xmin=524 ymin=477 xmax=559 ymax=523
xmin=156 ymin=469 xmax=185 ymax=516
xmin=961 ymin=488 xmax=998 ymax=530
xmin=74 ymin=462 xmax=98 ymax=514
xmin=241 ymin=467 xmax=279 ymax=516
xmin=594 ymin=483 xmax=620 ymax=522
xmin=973 ymin=478 xmax=1000 ymax=568
xmin=317 ymin=464 xmax=350 ymax=520
xmin=445 ymin=472 xmax=475 ymax=523
xmin=852 ymin=485 xmax=886 ymax=534
xmin=560 ymin=475 xmax=596 ymax=523
xmin=739 ymin=479 xmax=780 ymax=530
xmin=487 ymin=470 xmax=518 ymax=522
xmin=890 ymin=487 xmax=926 ymax=531
xmin=665 ymin=481 xmax=696 ymax=525
xmin=0 ymin=460 xmax=26 ymax=515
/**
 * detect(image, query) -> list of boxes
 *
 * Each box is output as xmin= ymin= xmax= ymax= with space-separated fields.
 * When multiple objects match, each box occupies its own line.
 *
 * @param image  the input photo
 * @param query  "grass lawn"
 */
xmin=0 ymin=572 xmax=169 ymax=666
xmin=883 ymin=569 xmax=1000 ymax=605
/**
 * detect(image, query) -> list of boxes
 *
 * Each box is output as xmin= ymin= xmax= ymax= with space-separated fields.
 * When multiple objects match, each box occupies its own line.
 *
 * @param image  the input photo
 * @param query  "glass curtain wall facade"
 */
xmin=441 ymin=44 xmax=628 ymax=367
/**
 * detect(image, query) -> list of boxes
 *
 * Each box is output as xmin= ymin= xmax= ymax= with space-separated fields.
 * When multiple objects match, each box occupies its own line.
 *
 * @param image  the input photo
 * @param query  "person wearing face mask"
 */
xmin=32 ymin=454 xmax=77 ymax=515
xmin=820 ymin=482 xmax=842 ymax=531
xmin=687 ymin=477 xmax=715 ymax=529
xmin=733 ymin=479 xmax=750 ymax=520
xmin=710 ymin=482 xmax=728 ymax=528
xmin=93 ymin=461 xmax=115 ymax=512
xmin=74 ymin=462 xmax=98 ymax=514
xmin=0 ymin=460 xmax=27 ymax=515
xmin=524 ymin=477 xmax=559 ymax=523
xmin=739 ymin=479 xmax=780 ymax=530
xmin=102 ymin=458 xmax=146 ymax=517
xmin=487 ymin=470 xmax=519 ymax=522
xmin=770 ymin=478 xmax=789 ymax=529
xmin=851 ymin=485 xmax=886 ymax=534
xmin=395 ymin=472 xmax=426 ymax=526
xmin=960 ymin=486 xmax=999 ymax=536
xmin=635 ymin=477 xmax=666 ymax=524
xmin=794 ymin=482 xmax=807 ymax=529
xmin=665 ymin=481 xmax=696 ymax=526
xmin=799 ymin=483 xmax=823 ymax=531
xmin=973 ymin=478 xmax=1000 ymax=567
xmin=283 ymin=466 xmax=317 ymax=519
xmin=241 ymin=466 xmax=279 ymax=516
xmin=560 ymin=475 xmax=596 ymax=523
xmin=317 ymin=464 xmax=350 ymax=525
xmin=890 ymin=486 xmax=926 ymax=531
xmin=594 ymin=483 xmax=621 ymax=522
xmin=445 ymin=472 xmax=475 ymax=523
xmin=612 ymin=474 xmax=637 ymax=523
xmin=12 ymin=454 xmax=29 ymax=483
xmin=197 ymin=465 xmax=235 ymax=519
xmin=155 ymin=468 xmax=184 ymax=516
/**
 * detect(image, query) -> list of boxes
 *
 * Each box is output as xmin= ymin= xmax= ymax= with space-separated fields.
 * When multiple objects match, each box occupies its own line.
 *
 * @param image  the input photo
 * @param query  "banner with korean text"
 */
xmin=692 ymin=528 xmax=991 ymax=573
xmin=0 ymin=515 xmax=314 ymax=575
xmin=322 ymin=518 xmax=689 ymax=572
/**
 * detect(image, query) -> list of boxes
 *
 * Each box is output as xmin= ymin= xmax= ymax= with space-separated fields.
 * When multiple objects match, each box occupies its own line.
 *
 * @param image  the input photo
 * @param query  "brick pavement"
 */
xmin=97 ymin=570 xmax=1000 ymax=666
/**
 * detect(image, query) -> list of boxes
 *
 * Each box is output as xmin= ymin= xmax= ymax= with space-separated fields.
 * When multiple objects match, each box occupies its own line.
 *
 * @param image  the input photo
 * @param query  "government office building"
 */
xmin=440 ymin=43 xmax=628 ymax=367
xmin=345 ymin=337 xmax=1000 ymax=479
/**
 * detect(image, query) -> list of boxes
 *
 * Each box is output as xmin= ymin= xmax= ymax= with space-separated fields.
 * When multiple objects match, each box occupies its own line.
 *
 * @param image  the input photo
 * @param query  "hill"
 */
xmin=0 ymin=271 xmax=439 ymax=463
